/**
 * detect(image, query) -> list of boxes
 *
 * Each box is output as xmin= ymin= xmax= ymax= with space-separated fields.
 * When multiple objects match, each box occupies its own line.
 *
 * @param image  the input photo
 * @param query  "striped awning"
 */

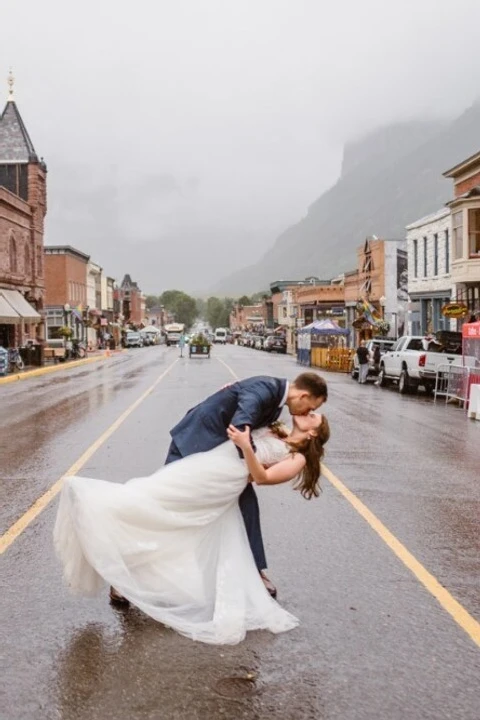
xmin=0 ymin=294 xmax=20 ymax=324
xmin=0 ymin=290 xmax=41 ymax=323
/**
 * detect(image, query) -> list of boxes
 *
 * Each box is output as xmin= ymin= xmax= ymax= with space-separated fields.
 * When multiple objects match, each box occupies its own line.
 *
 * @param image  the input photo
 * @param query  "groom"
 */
xmin=165 ymin=372 xmax=328 ymax=598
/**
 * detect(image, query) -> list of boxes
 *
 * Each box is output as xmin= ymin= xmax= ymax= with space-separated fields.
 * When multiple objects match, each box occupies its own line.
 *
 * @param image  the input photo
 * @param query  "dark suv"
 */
xmin=264 ymin=335 xmax=287 ymax=354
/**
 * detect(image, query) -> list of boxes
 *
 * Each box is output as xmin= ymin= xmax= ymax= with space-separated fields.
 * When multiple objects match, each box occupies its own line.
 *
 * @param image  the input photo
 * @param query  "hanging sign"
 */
xmin=441 ymin=302 xmax=469 ymax=319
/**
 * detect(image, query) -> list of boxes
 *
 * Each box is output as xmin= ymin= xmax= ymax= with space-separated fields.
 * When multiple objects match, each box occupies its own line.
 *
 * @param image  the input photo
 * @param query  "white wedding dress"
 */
xmin=54 ymin=428 xmax=299 ymax=644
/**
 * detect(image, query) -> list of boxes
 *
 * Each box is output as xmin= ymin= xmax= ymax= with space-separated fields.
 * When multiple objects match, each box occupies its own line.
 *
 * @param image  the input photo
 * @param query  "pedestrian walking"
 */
xmin=178 ymin=333 xmax=186 ymax=357
xmin=356 ymin=340 xmax=370 ymax=384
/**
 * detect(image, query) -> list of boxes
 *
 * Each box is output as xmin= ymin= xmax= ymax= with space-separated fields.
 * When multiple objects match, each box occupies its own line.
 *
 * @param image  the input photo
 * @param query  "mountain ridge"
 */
xmin=212 ymin=103 xmax=480 ymax=294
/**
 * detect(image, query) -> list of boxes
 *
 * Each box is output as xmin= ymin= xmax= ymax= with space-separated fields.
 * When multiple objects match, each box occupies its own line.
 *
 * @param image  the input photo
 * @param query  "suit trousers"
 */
xmin=165 ymin=440 xmax=267 ymax=571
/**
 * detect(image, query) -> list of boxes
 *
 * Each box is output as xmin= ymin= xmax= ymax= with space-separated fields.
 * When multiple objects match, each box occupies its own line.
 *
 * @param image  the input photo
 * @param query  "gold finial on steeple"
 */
xmin=7 ymin=68 xmax=14 ymax=101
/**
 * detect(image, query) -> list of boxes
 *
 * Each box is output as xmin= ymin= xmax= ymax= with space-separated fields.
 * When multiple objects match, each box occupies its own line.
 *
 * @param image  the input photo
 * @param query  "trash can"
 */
xmin=0 ymin=346 xmax=8 ymax=376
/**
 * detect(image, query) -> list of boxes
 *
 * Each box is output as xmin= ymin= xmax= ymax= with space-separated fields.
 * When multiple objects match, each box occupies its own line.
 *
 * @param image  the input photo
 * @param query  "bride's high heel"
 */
xmin=260 ymin=572 xmax=277 ymax=599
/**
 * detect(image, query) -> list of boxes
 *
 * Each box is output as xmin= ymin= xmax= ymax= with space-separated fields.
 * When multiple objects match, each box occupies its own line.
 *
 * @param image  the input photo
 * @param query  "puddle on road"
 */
xmin=214 ymin=672 xmax=259 ymax=699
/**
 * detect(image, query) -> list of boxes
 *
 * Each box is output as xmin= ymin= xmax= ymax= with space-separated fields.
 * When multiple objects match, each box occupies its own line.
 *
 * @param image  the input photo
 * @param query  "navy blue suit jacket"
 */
xmin=170 ymin=375 xmax=287 ymax=457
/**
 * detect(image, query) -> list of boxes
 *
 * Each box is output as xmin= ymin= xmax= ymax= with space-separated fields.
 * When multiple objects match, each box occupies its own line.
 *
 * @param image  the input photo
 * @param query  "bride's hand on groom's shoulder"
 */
xmin=227 ymin=424 xmax=251 ymax=450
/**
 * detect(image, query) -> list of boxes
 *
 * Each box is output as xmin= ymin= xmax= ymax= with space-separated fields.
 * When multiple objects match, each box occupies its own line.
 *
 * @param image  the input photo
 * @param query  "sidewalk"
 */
xmin=0 ymin=349 xmax=126 ymax=386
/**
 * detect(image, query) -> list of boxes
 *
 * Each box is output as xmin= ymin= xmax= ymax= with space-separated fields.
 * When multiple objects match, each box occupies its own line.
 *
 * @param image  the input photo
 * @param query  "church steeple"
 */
xmin=0 ymin=69 xmax=39 ymax=163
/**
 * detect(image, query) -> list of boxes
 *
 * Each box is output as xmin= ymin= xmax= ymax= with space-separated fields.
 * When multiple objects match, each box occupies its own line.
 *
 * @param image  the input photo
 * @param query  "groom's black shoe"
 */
xmin=109 ymin=586 xmax=130 ymax=607
xmin=260 ymin=572 xmax=277 ymax=599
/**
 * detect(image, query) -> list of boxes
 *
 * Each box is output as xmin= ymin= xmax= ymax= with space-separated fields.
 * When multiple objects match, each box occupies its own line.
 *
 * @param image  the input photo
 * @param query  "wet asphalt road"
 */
xmin=1 ymin=344 xmax=479 ymax=720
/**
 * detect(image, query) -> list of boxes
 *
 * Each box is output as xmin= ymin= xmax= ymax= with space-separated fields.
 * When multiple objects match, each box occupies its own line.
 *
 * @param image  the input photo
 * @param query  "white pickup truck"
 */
xmin=377 ymin=333 xmax=463 ymax=395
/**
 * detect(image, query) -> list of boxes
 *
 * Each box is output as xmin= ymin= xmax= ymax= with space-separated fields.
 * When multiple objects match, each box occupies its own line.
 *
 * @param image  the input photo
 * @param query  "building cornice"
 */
xmin=443 ymin=150 xmax=480 ymax=179
xmin=44 ymin=245 xmax=90 ymax=262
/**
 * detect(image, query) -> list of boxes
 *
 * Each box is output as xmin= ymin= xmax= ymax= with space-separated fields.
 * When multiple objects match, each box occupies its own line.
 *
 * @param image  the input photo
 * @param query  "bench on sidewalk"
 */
xmin=44 ymin=347 xmax=66 ymax=364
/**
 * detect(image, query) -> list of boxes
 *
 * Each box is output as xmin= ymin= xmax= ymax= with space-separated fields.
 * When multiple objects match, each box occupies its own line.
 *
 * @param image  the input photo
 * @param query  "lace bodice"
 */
xmin=251 ymin=428 xmax=290 ymax=466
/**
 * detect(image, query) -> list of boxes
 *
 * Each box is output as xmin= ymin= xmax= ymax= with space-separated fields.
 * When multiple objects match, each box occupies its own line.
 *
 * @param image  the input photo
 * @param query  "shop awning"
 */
xmin=0 ymin=290 xmax=41 ymax=322
xmin=0 ymin=294 xmax=20 ymax=324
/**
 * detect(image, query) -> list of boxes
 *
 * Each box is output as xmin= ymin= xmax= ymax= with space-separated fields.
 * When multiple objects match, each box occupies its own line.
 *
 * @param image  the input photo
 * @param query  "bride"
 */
xmin=54 ymin=412 xmax=330 ymax=645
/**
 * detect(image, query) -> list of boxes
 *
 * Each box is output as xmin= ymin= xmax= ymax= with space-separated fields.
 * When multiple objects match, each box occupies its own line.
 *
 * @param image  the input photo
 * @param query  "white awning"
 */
xmin=0 ymin=289 xmax=41 ymax=322
xmin=0 ymin=294 xmax=20 ymax=324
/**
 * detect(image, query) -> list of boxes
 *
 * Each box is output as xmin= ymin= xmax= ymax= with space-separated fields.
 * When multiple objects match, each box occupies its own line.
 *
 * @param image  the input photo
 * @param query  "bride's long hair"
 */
xmin=270 ymin=416 xmax=330 ymax=500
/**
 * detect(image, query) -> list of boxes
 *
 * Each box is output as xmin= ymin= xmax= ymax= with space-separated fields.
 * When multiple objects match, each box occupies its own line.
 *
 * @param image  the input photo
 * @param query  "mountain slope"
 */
xmin=213 ymin=103 xmax=480 ymax=294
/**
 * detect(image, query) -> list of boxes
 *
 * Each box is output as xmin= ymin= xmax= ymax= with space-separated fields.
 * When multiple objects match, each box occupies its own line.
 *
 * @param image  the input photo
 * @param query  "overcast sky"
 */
xmin=2 ymin=0 xmax=480 ymax=293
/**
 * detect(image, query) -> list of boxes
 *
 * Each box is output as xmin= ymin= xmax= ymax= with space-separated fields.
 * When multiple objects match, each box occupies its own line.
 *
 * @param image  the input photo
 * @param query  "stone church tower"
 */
xmin=0 ymin=71 xmax=47 ymax=344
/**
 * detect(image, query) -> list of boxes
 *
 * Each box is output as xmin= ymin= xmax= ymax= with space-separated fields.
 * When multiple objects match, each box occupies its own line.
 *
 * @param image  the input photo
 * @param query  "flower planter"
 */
xmin=189 ymin=344 xmax=211 ymax=358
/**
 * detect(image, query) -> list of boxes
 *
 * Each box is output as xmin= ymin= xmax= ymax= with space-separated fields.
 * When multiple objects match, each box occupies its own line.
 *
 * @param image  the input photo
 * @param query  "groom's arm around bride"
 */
xmin=165 ymin=373 xmax=328 ymax=597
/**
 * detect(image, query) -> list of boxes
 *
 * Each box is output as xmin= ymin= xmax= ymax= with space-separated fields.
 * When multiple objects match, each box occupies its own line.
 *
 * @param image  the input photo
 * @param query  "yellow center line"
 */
xmin=217 ymin=355 xmax=480 ymax=649
xmin=0 ymin=357 xmax=180 ymax=555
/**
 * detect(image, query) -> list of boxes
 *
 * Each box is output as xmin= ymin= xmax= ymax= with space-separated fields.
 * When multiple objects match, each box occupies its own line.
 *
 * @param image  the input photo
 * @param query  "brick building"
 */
xmin=229 ymin=303 xmax=265 ymax=332
xmin=44 ymin=246 xmax=89 ymax=340
xmin=344 ymin=237 xmax=407 ymax=343
xmin=0 ymin=76 xmax=46 ymax=348
xmin=443 ymin=150 xmax=480 ymax=318
xmin=114 ymin=274 xmax=145 ymax=326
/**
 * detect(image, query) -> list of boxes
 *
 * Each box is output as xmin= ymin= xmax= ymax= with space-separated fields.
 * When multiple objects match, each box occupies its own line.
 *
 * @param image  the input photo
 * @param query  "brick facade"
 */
xmin=44 ymin=247 xmax=89 ymax=307
xmin=455 ymin=171 xmax=480 ymax=198
xmin=444 ymin=151 xmax=480 ymax=317
xmin=114 ymin=274 xmax=145 ymax=326
xmin=0 ymin=95 xmax=47 ymax=346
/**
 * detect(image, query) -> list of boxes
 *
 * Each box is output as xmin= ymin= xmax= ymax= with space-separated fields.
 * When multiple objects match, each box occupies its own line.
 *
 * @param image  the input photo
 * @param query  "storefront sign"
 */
xmin=441 ymin=302 xmax=469 ymax=319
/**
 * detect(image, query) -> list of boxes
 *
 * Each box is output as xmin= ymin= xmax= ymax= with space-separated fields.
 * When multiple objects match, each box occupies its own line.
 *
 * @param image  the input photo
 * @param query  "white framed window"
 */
xmin=468 ymin=208 xmax=480 ymax=257
xmin=452 ymin=211 xmax=463 ymax=259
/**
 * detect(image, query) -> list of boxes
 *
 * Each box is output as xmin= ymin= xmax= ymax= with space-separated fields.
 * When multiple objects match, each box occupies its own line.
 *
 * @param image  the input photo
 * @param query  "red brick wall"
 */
xmin=44 ymin=254 xmax=67 ymax=304
xmin=0 ymin=163 xmax=46 ymax=306
xmin=130 ymin=290 xmax=142 ymax=324
xmin=454 ymin=170 xmax=480 ymax=198
xmin=44 ymin=253 xmax=87 ymax=306
xmin=28 ymin=165 xmax=47 ymax=282
xmin=114 ymin=287 xmax=143 ymax=324
xmin=0 ymin=188 xmax=33 ymax=285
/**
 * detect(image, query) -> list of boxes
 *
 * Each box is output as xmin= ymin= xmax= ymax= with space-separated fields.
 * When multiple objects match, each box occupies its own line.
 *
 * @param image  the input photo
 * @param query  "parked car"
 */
xmin=125 ymin=331 xmax=143 ymax=348
xmin=254 ymin=336 xmax=265 ymax=350
xmin=264 ymin=335 xmax=287 ymax=354
xmin=140 ymin=331 xmax=154 ymax=346
xmin=377 ymin=332 xmax=464 ymax=394
xmin=351 ymin=339 xmax=396 ymax=380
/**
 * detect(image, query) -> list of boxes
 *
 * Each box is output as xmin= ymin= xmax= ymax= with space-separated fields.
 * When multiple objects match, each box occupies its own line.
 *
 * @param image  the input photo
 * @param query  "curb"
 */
xmin=0 ymin=351 xmax=124 ymax=386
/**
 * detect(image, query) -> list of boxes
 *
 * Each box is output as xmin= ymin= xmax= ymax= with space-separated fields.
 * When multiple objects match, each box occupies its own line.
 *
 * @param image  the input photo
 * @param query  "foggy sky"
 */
xmin=2 ymin=0 xmax=480 ymax=294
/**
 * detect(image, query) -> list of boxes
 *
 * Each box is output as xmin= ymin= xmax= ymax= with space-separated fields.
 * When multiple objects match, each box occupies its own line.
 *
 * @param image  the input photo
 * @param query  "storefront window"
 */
xmin=46 ymin=308 xmax=65 ymax=339
xmin=452 ymin=211 xmax=463 ymax=259
xmin=468 ymin=208 xmax=480 ymax=257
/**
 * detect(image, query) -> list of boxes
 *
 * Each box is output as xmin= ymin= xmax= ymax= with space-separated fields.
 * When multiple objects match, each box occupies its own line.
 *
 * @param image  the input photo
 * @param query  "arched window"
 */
xmin=9 ymin=233 xmax=17 ymax=273
xmin=36 ymin=245 xmax=43 ymax=277
xmin=24 ymin=242 xmax=31 ymax=278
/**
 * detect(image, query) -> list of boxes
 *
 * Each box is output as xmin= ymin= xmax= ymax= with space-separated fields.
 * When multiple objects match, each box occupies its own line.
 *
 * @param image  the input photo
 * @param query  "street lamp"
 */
xmin=63 ymin=303 xmax=72 ymax=326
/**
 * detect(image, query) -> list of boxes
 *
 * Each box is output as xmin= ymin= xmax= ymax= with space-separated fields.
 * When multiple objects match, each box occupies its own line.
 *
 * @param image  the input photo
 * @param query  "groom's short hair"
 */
xmin=293 ymin=372 xmax=328 ymax=400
